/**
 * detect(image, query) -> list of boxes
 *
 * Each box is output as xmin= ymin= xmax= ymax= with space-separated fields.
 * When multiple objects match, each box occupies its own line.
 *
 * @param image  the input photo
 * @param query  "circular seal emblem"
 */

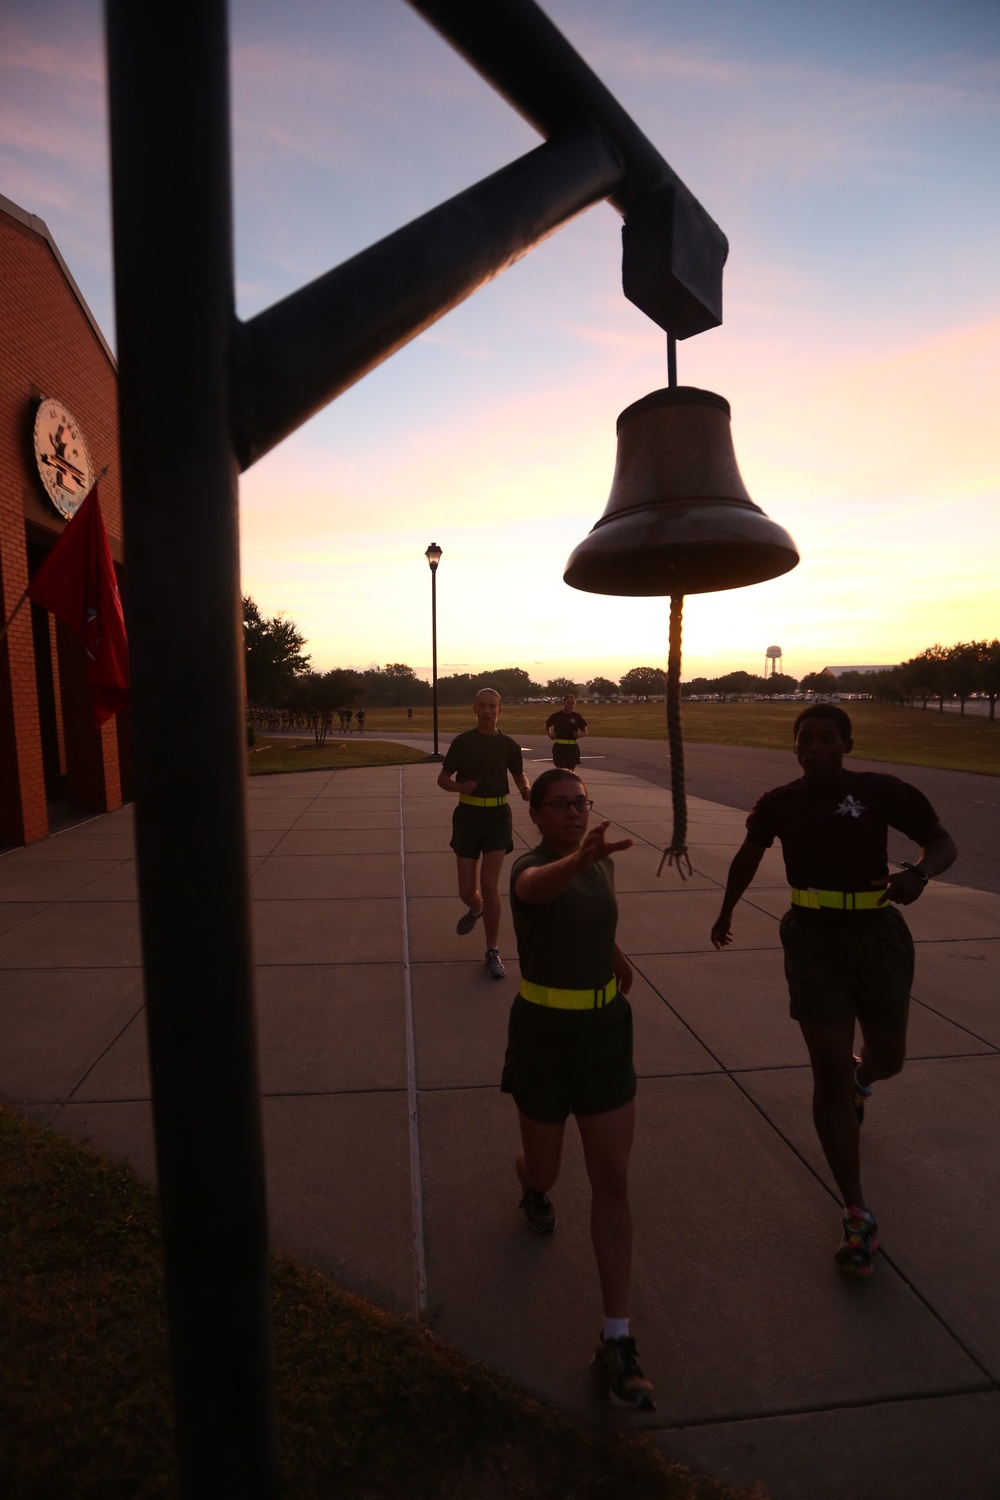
xmin=33 ymin=398 xmax=94 ymax=520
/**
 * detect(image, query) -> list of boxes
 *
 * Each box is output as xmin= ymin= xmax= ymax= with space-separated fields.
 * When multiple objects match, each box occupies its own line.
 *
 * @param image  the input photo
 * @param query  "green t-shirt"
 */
xmin=509 ymin=841 xmax=618 ymax=989
xmin=442 ymin=729 xmax=523 ymax=799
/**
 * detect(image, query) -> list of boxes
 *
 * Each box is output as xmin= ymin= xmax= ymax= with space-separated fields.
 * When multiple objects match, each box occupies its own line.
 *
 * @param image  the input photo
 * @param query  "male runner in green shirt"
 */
xmin=710 ymin=703 xmax=957 ymax=1276
xmin=437 ymin=687 xmax=531 ymax=979
xmin=545 ymin=693 xmax=588 ymax=770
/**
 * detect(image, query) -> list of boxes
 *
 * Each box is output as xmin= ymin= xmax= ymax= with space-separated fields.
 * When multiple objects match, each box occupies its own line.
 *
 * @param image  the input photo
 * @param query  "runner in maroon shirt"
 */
xmin=710 ymin=704 xmax=957 ymax=1276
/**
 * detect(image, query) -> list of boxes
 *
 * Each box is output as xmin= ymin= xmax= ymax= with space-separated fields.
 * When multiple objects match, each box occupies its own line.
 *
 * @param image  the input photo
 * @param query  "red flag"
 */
xmin=28 ymin=486 xmax=129 ymax=727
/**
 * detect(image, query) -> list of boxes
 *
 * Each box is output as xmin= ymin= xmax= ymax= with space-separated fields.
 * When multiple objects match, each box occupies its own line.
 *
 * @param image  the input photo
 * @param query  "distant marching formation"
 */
xmin=433 ymin=686 xmax=956 ymax=1412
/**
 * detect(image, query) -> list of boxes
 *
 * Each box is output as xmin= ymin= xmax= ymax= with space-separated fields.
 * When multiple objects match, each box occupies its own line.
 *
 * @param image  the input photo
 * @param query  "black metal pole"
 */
xmin=104 ymin=3 xmax=278 ymax=1495
xmin=431 ymin=568 xmax=440 ymax=760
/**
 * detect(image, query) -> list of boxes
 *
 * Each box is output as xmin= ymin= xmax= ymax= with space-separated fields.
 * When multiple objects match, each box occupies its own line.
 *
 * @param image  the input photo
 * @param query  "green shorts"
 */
xmin=779 ymin=907 xmax=914 ymax=1033
xmin=450 ymin=801 xmax=513 ymax=859
xmin=551 ymin=741 xmax=581 ymax=770
xmin=500 ymin=994 xmax=636 ymax=1124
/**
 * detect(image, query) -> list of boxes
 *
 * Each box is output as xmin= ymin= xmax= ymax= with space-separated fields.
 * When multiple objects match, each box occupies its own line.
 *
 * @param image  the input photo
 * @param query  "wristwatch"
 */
xmin=900 ymin=862 xmax=929 ymax=885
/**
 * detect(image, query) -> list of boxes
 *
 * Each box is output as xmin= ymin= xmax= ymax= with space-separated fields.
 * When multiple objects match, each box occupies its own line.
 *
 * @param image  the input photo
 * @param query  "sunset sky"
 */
xmin=2 ymin=0 xmax=998 ymax=684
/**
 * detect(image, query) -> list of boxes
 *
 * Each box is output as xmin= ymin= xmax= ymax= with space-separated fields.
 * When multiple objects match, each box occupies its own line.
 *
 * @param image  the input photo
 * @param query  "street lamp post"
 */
xmin=425 ymin=544 xmax=443 ymax=760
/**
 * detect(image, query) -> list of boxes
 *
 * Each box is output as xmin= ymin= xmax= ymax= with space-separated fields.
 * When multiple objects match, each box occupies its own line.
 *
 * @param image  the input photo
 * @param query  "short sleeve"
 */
xmin=745 ymin=791 xmax=778 ymax=848
xmin=507 ymin=738 xmax=524 ymax=775
xmin=883 ymin=778 xmax=939 ymax=842
xmin=442 ymin=737 xmax=461 ymax=776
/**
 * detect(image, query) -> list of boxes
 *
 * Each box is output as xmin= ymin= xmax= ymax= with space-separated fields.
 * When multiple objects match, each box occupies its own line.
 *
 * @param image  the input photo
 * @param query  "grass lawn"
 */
xmin=249 ymin=737 xmax=430 ymax=774
xmin=349 ymin=703 xmax=999 ymax=777
xmin=0 ymin=1107 xmax=754 ymax=1500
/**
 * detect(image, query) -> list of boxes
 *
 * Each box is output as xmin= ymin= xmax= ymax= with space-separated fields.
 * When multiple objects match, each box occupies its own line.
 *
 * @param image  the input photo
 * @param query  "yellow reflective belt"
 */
xmin=791 ymin=887 xmax=884 ymax=911
xmin=554 ymin=738 xmax=577 ymax=745
xmin=458 ymin=794 xmax=508 ymax=807
xmin=520 ymin=977 xmax=618 ymax=1010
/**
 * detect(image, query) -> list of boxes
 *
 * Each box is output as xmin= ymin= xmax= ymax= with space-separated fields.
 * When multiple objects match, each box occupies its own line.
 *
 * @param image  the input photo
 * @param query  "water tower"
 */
xmin=765 ymin=644 xmax=783 ymax=679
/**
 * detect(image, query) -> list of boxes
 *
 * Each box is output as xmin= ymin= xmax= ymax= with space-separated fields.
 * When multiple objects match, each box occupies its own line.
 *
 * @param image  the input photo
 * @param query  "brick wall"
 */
xmin=0 ymin=201 xmax=126 ymax=843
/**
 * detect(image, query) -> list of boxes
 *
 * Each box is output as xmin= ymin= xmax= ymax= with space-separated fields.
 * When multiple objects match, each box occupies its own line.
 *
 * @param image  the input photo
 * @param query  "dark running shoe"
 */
xmin=485 ymin=947 xmax=506 ymax=979
xmin=591 ymin=1335 xmax=655 ymax=1411
xmin=456 ymin=906 xmax=483 ymax=936
xmin=835 ymin=1205 xmax=880 ymax=1276
xmin=852 ymin=1054 xmax=873 ymax=1124
xmin=519 ymin=1189 xmax=556 ymax=1234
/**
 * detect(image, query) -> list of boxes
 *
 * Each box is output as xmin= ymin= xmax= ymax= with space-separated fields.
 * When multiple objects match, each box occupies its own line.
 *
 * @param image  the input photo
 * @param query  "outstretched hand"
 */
xmin=578 ymin=821 xmax=632 ymax=869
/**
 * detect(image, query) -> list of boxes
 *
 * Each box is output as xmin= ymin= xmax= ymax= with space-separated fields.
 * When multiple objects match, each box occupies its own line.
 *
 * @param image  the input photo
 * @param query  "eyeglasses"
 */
xmin=538 ymin=796 xmax=593 ymax=814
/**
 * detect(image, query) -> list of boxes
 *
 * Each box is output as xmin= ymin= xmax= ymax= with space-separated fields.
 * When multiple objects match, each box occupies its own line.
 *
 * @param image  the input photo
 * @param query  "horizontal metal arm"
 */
xmin=408 ymin=0 xmax=728 ymax=338
xmin=234 ymin=126 xmax=622 ymax=469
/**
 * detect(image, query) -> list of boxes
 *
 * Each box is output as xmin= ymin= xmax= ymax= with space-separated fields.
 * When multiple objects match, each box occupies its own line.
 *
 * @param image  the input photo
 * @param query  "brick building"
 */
xmin=0 ymin=193 xmax=130 ymax=847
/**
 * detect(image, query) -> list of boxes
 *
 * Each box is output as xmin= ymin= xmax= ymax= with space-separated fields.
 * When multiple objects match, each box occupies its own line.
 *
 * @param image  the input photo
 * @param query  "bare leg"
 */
xmin=799 ymin=1020 xmax=864 ymax=1208
xmin=479 ymin=848 xmax=506 ymax=950
xmin=577 ymin=1101 xmax=635 ymax=1319
xmin=516 ymin=1110 xmax=565 ymax=1195
xmin=855 ymin=1021 xmax=906 ymax=1090
xmin=455 ymin=855 xmax=482 ymax=916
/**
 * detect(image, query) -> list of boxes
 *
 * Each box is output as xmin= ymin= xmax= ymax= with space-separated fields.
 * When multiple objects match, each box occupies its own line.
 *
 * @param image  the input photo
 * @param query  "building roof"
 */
xmin=0 ymin=192 xmax=116 ymax=370
xmin=823 ymin=665 xmax=898 ymax=676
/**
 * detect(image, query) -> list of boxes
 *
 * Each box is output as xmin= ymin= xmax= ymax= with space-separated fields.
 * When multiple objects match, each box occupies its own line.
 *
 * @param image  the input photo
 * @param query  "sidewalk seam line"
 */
xmin=399 ymin=764 xmax=429 ymax=1321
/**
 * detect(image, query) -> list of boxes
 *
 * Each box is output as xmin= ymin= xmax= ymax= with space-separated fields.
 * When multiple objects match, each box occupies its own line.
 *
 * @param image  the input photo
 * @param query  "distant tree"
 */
xmin=864 ymin=668 xmax=905 ymax=704
xmin=946 ymin=642 xmax=984 ymax=716
xmin=682 ymin=676 xmax=713 ymax=697
xmin=714 ymin=670 xmax=765 ymax=696
xmin=907 ymin=645 xmax=949 ymax=712
xmin=284 ymin=672 xmax=338 ymax=745
xmin=324 ymin=667 xmax=365 ymax=709
xmin=243 ymin=596 xmax=310 ymax=706
xmin=587 ymin=676 xmax=618 ymax=699
xmin=799 ymin=670 xmax=837 ymax=694
xmin=363 ymin=663 xmax=431 ymax=708
xmin=436 ymin=667 xmax=541 ymax=705
xmin=978 ymin=639 xmax=1000 ymax=721
xmin=761 ymin=671 xmax=799 ymax=697
xmin=546 ymin=676 xmax=580 ymax=697
xmin=830 ymin=670 xmax=877 ymax=693
xmin=619 ymin=666 xmax=666 ymax=697
xmin=475 ymin=667 xmax=539 ymax=702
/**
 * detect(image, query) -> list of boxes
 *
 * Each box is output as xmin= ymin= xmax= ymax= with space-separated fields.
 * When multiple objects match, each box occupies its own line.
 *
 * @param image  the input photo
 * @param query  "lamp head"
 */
xmin=425 ymin=543 xmax=443 ymax=572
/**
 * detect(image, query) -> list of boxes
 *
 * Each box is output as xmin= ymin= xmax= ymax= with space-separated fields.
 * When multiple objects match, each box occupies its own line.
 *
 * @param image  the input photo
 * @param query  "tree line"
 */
xmin=801 ymin=641 xmax=1000 ymax=720
xmin=243 ymin=601 xmax=999 ymax=739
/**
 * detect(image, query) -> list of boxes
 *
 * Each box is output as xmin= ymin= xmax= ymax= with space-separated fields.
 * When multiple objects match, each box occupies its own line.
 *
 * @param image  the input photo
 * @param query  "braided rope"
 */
xmin=656 ymin=593 xmax=693 ymax=880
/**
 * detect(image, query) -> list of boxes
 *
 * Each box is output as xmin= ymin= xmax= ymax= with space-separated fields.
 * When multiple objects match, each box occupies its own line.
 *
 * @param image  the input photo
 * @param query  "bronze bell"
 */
xmin=563 ymin=386 xmax=799 ymax=596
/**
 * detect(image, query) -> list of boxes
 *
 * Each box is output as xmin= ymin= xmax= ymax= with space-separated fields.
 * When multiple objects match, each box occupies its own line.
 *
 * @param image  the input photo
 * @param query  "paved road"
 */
xmin=390 ymin=732 xmax=1000 ymax=896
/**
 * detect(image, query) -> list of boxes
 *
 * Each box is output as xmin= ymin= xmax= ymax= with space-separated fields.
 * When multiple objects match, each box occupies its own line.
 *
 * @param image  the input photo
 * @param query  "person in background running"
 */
xmin=544 ymin=693 xmax=588 ymax=771
xmin=502 ymin=767 xmax=654 ymax=1411
xmin=710 ymin=703 xmax=956 ymax=1277
xmin=437 ymin=688 xmax=530 ymax=979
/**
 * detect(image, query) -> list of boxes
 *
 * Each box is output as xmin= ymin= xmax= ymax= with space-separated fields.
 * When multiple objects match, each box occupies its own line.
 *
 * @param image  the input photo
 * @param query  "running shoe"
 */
xmin=456 ymin=906 xmax=483 ymax=936
xmin=591 ymin=1335 xmax=655 ymax=1411
xmin=835 ymin=1205 xmax=880 ymax=1276
xmin=485 ymin=947 xmax=506 ymax=979
xmin=519 ymin=1189 xmax=556 ymax=1234
xmin=852 ymin=1054 xmax=873 ymax=1125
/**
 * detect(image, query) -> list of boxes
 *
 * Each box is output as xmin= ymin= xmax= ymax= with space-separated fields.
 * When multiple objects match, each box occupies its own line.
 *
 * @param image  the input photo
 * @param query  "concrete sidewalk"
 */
xmin=1 ymin=761 xmax=999 ymax=1499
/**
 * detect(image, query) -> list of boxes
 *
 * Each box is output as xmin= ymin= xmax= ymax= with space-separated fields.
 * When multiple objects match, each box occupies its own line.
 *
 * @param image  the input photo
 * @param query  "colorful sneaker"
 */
xmin=456 ymin=906 xmax=483 ymax=936
xmin=835 ymin=1205 xmax=879 ymax=1276
xmin=852 ymin=1054 xmax=873 ymax=1124
xmin=591 ymin=1335 xmax=655 ymax=1411
xmin=485 ymin=947 xmax=506 ymax=979
xmin=519 ymin=1189 xmax=556 ymax=1234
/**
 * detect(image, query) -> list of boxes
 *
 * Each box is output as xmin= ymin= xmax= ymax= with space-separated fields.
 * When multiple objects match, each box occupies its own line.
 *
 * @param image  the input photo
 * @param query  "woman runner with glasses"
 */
xmin=501 ymin=767 xmax=654 ymax=1410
